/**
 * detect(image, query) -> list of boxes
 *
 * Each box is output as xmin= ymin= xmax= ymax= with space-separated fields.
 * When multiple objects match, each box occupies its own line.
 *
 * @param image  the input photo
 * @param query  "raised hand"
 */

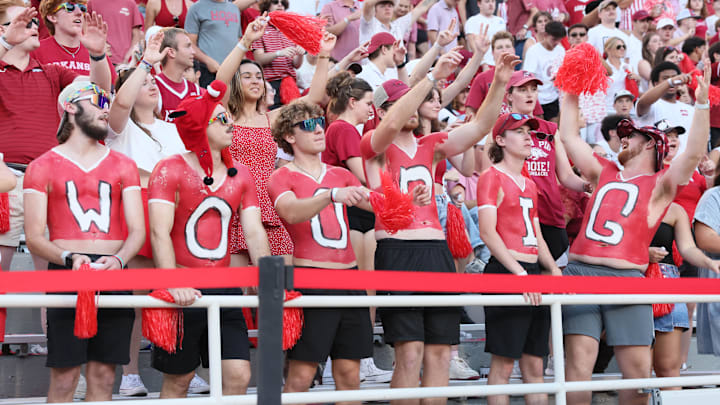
xmin=347 ymin=41 xmax=370 ymax=62
xmin=431 ymin=47 xmax=463 ymax=80
xmin=392 ymin=40 xmax=407 ymax=65
xmin=696 ymin=59 xmax=711 ymax=105
xmin=80 ymin=11 xmax=108 ymax=57
xmin=242 ymin=14 xmax=268 ymax=46
xmin=437 ymin=18 xmax=459 ymax=47
xmin=493 ymin=52 xmax=521 ymax=85
xmin=318 ymin=31 xmax=337 ymax=56
xmin=470 ymin=23 xmax=491 ymax=55
xmin=142 ymin=32 xmax=170 ymax=65
xmin=2 ymin=6 xmax=37 ymax=47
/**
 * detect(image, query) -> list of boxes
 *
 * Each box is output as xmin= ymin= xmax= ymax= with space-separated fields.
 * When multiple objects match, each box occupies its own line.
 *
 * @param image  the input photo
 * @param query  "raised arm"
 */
xmin=558 ymin=93 xmax=603 ymax=183
xmin=82 ymin=12 xmax=112 ymax=93
xmin=362 ymin=0 xmax=377 ymax=21
xmin=0 ymin=7 xmax=36 ymax=60
xmin=217 ymin=18 xmax=267 ymax=105
xmin=554 ymin=131 xmax=590 ymax=192
xmin=636 ymin=72 xmax=690 ymax=117
xmin=409 ymin=19 xmax=459 ymax=86
xmin=331 ymin=41 xmax=369 ymax=77
xmin=442 ymin=53 xmax=519 ymax=156
xmin=441 ymin=23 xmax=489 ymax=103
xmin=412 ymin=0 xmax=440 ymax=24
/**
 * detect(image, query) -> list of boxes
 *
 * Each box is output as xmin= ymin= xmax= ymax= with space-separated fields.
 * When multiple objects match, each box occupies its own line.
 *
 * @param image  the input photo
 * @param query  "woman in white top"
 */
xmin=602 ymin=36 xmax=639 ymax=112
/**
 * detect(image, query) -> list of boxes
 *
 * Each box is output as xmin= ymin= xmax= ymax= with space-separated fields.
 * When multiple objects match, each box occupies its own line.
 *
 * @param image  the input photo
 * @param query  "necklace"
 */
xmin=57 ymin=41 xmax=81 ymax=58
xmin=292 ymin=162 xmax=323 ymax=180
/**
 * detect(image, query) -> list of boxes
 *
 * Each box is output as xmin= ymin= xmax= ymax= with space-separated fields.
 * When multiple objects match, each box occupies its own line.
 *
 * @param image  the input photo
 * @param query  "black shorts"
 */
xmin=540 ymin=99 xmax=560 ymax=120
xmin=46 ymin=256 xmax=135 ymax=368
xmin=483 ymin=258 xmax=550 ymax=359
xmin=152 ymin=288 xmax=250 ymax=375
xmin=375 ymin=239 xmax=460 ymax=345
xmin=540 ymin=224 xmax=569 ymax=261
xmin=680 ymin=262 xmax=699 ymax=278
xmin=416 ymin=29 xmax=428 ymax=45
xmin=347 ymin=206 xmax=375 ymax=233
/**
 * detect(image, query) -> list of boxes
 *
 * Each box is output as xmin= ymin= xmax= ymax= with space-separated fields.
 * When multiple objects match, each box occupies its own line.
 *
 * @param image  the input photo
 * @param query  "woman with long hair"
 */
xmin=215 ymin=18 xmax=337 ymax=268
xmin=602 ymin=36 xmax=639 ymax=111
xmin=638 ymin=33 xmax=662 ymax=92
xmin=522 ymin=11 xmax=552 ymax=59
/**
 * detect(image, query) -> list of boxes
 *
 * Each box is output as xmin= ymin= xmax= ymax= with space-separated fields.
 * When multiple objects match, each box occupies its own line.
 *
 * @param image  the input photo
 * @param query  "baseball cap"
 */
xmin=631 ymin=10 xmax=652 ymax=21
xmin=677 ymin=8 xmax=702 ymax=22
xmin=597 ymin=0 xmax=618 ymax=12
xmin=654 ymin=119 xmax=686 ymax=135
xmin=616 ymin=119 xmax=668 ymax=171
xmin=367 ymin=32 xmax=396 ymax=55
xmin=506 ymin=70 xmax=543 ymax=91
xmin=492 ymin=113 xmax=539 ymax=138
xmin=374 ymin=79 xmax=410 ymax=108
xmin=657 ymin=18 xmax=676 ymax=29
xmin=613 ymin=89 xmax=636 ymax=102
xmin=57 ymin=81 xmax=108 ymax=110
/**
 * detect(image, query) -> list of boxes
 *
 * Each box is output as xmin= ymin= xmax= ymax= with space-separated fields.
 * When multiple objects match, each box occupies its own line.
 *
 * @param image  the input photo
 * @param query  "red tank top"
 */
xmin=155 ymin=0 xmax=188 ymax=28
xmin=148 ymin=154 xmax=259 ymax=268
xmin=155 ymin=73 xmax=203 ymax=122
xmin=268 ymin=165 xmax=360 ymax=266
xmin=570 ymin=155 xmax=669 ymax=266
xmin=360 ymin=131 xmax=447 ymax=234
xmin=477 ymin=166 xmax=540 ymax=256
xmin=23 ymin=148 xmax=140 ymax=242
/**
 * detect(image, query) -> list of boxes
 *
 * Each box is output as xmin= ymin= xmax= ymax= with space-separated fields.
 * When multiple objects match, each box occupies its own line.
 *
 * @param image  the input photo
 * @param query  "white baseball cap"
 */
xmin=657 ymin=18 xmax=676 ymax=29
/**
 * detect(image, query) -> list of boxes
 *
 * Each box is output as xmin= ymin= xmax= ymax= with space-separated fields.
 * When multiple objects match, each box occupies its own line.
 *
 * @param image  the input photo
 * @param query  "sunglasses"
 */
xmin=533 ymin=131 xmax=554 ymax=142
xmin=570 ymin=32 xmax=586 ymax=38
xmin=293 ymin=116 xmax=325 ymax=132
xmin=616 ymin=44 xmax=626 ymax=50
xmin=173 ymin=15 xmax=180 ymax=27
xmin=271 ymin=0 xmax=287 ymax=5
xmin=497 ymin=113 xmax=531 ymax=135
xmin=208 ymin=112 xmax=231 ymax=126
xmin=53 ymin=2 xmax=88 ymax=14
xmin=2 ymin=17 xmax=39 ymax=29
xmin=66 ymin=84 xmax=110 ymax=109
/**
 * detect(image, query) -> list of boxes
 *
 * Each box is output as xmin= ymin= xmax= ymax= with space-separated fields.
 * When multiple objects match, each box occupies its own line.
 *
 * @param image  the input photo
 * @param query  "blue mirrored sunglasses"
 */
xmin=293 ymin=116 xmax=325 ymax=132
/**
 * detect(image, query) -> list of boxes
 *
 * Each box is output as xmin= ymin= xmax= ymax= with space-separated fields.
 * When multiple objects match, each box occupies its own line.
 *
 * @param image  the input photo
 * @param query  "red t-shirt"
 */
xmin=506 ymin=0 xmax=535 ymax=35
xmin=88 ymin=0 xmax=144 ymax=65
xmin=148 ymin=154 xmax=259 ymax=268
xmin=321 ymin=119 xmax=362 ymax=169
xmin=477 ymin=165 xmax=540 ymax=256
xmin=155 ymin=73 xmax=203 ymax=122
xmin=565 ymin=0 xmax=593 ymax=26
xmin=465 ymin=67 xmax=544 ymax=116
xmin=360 ymin=131 xmax=447 ymax=233
xmin=268 ymin=164 xmax=359 ymax=266
xmin=0 ymin=58 xmax=78 ymax=164
xmin=570 ymin=155 xmax=669 ymax=266
xmin=524 ymin=119 xmax=565 ymax=227
xmin=32 ymin=37 xmax=117 ymax=84
xmin=23 ymin=148 xmax=140 ymax=242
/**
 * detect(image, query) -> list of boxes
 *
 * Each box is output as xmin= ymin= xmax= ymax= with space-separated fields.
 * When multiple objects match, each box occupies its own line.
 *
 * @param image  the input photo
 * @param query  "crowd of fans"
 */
xmin=2 ymin=0 xmax=720 ymax=404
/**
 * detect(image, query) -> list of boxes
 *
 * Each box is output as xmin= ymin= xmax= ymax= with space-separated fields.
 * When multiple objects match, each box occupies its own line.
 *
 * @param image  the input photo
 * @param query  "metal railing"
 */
xmin=1 ymin=256 xmax=719 ymax=404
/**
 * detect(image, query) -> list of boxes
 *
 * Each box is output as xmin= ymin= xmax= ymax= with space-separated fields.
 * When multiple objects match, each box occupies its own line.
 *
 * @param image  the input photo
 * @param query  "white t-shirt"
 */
xmin=605 ymin=60 xmax=635 ymax=112
xmin=296 ymin=56 xmax=317 ymax=91
xmin=707 ymin=15 xmax=719 ymax=36
xmin=587 ymin=24 xmax=630 ymax=54
xmin=106 ymin=119 xmax=188 ymax=173
xmin=357 ymin=61 xmax=398 ymax=90
xmin=638 ymin=98 xmax=695 ymax=156
xmin=359 ymin=12 xmax=412 ymax=45
xmin=522 ymin=43 xmax=565 ymax=104
xmin=625 ymin=33 xmax=643 ymax=71
xmin=464 ymin=14 xmax=506 ymax=66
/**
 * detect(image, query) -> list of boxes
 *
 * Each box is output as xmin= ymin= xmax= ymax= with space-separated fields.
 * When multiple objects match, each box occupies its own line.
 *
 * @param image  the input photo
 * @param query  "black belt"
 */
xmin=6 ymin=163 xmax=27 ymax=173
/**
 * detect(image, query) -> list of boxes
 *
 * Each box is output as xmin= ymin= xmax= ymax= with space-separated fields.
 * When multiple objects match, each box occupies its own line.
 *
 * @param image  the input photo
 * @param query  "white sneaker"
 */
xmin=322 ymin=357 xmax=335 ymax=385
xmin=449 ymin=356 xmax=480 ymax=380
xmin=73 ymin=374 xmax=86 ymax=400
xmin=510 ymin=361 xmax=522 ymax=378
xmin=188 ymin=374 xmax=210 ymax=394
xmin=119 ymin=374 xmax=148 ymax=397
xmin=545 ymin=355 xmax=554 ymax=376
xmin=360 ymin=357 xmax=393 ymax=383
xmin=28 ymin=344 xmax=48 ymax=356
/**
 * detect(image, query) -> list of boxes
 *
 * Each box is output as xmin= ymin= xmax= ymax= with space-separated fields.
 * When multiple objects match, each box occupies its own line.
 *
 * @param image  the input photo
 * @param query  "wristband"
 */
xmin=696 ymin=102 xmax=710 ymax=110
xmin=0 ymin=35 xmax=13 ymax=51
xmin=112 ymin=254 xmax=125 ymax=269
xmin=517 ymin=270 xmax=528 ymax=276
xmin=63 ymin=252 xmax=76 ymax=269
xmin=61 ymin=250 xmax=71 ymax=264
xmin=139 ymin=59 xmax=152 ymax=73
xmin=275 ymin=50 xmax=282 ymax=58
xmin=318 ymin=55 xmax=330 ymax=59
xmin=667 ymin=78 xmax=675 ymax=88
xmin=426 ymin=71 xmax=438 ymax=85
xmin=396 ymin=60 xmax=407 ymax=69
xmin=344 ymin=17 xmax=349 ymax=24
xmin=522 ymin=24 xmax=529 ymax=29
xmin=89 ymin=52 xmax=106 ymax=62
xmin=236 ymin=41 xmax=249 ymax=52
xmin=330 ymin=188 xmax=339 ymax=203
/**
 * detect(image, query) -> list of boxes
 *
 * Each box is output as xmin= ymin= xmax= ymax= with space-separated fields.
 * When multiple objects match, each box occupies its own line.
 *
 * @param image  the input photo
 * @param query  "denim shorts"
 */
xmin=653 ymin=263 xmax=690 ymax=333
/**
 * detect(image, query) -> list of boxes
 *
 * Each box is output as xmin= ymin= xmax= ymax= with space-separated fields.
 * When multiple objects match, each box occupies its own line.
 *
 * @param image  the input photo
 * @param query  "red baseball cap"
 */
xmin=374 ymin=79 xmax=410 ymax=108
xmin=492 ymin=113 xmax=539 ymax=138
xmin=616 ymin=119 xmax=668 ymax=171
xmin=367 ymin=32 xmax=396 ymax=55
xmin=632 ymin=10 xmax=652 ymax=21
xmin=506 ymin=70 xmax=543 ymax=91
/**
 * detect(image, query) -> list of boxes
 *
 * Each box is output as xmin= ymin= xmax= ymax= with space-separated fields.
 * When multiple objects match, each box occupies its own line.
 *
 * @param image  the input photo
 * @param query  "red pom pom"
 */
xmin=369 ymin=170 xmax=415 ymax=234
xmin=446 ymin=204 xmax=472 ymax=259
xmin=709 ymin=85 xmax=720 ymax=106
xmin=268 ymin=11 xmax=327 ymax=55
xmin=645 ymin=263 xmax=675 ymax=318
xmin=0 ymin=193 xmax=9 ymax=234
xmin=283 ymin=290 xmax=303 ymax=350
xmin=280 ymin=76 xmax=301 ymax=105
xmin=624 ymin=69 xmax=639 ymax=98
xmin=555 ymin=43 xmax=609 ymax=96
xmin=74 ymin=264 xmax=98 ymax=339
xmin=142 ymin=289 xmax=184 ymax=354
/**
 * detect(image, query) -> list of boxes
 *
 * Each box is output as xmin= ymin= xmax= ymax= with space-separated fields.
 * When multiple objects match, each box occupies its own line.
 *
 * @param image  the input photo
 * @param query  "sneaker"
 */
xmin=465 ymin=257 xmax=486 ymax=274
xmin=28 ymin=344 xmax=48 ymax=356
xmin=119 ymin=374 xmax=148 ymax=397
xmin=74 ymin=374 xmax=86 ymax=400
xmin=510 ymin=361 xmax=522 ymax=378
xmin=188 ymin=374 xmax=210 ymax=394
xmin=681 ymin=363 xmax=689 ymax=371
xmin=360 ymin=357 xmax=393 ymax=383
xmin=449 ymin=356 xmax=480 ymax=380
xmin=322 ymin=357 xmax=335 ymax=385
xmin=545 ymin=355 xmax=554 ymax=376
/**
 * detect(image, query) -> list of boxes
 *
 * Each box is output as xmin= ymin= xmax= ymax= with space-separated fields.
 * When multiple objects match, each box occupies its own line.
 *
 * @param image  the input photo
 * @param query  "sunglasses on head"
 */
xmin=173 ymin=15 xmax=180 ymax=27
xmin=570 ymin=32 xmax=586 ymax=38
xmin=208 ymin=112 xmax=231 ymax=126
xmin=53 ymin=2 xmax=88 ymax=14
xmin=2 ymin=17 xmax=39 ymax=29
xmin=497 ymin=113 xmax=531 ymax=135
xmin=293 ymin=116 xmax=325 ymax=132
xmin=616 ymin=44 xmax=626 ymax=50
xmin=66 ymin=84 xmax=110 ymax=110
xmin=533 ymin=131 xmax=554 ymax=142
xmin=271 ymin=0 xmax=286 ymax=5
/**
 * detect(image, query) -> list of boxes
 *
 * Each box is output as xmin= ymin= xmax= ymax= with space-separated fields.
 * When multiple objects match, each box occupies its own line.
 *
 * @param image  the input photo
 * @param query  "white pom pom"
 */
xmin=207 ymin=85 xmax=220 ymax=98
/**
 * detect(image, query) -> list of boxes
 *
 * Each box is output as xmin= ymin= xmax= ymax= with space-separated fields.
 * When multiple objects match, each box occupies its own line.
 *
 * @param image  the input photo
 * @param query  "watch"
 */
xmin=62 ymin=251 xmax=75 ymax=268
xmin=427 ymin=72 xmax=438 ymax=85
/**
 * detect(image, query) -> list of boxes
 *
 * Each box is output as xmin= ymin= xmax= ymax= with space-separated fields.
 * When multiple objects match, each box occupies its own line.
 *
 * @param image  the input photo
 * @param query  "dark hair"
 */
xmin=709 ymin=41 xmax=720 ymax=63
xmin=57 ymin=111 xmax=73 ymax=144
xmin=228 ymin=59 xmax=267 ymax=119
xmin=272 ymin=101 xmax=324 ymax=155
xmin=642 ymin=33 xmax=659 ymax=64
xmin=682 ymin=36 xmax=706 ymax=55
xmin=368 ymin=44 xmax=392 ymax=60
xmin=488 ymin=141 xmax=504 ymax=163
xmin=654 ymin=46 xmax=680 ymax=67
xmin=600 ymin=114 xmax=626 ymax=141
xmin=326 ymin=72 xmax=373 ymax=115
xmin=116 ymin=68 xmax=163 ymax=148
xmin=568 ymin=23 xmax=588 ymax=33
xmin=414 ymin=87 xmax=442 ymax=136
xmin=532 ymin=11 xmax=552 ymax=31
xmin=545 ymin=21 xmax=567 ymax=39
xmin=651 ymin=61 xmax=681 ymax=84
xmin=259 ymin=0 xmax=288 ymax=13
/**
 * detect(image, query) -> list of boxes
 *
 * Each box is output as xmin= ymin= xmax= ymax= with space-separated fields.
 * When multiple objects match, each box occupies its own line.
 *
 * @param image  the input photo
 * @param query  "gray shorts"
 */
xmin=562 ymin=262 xmax=654 ymax=346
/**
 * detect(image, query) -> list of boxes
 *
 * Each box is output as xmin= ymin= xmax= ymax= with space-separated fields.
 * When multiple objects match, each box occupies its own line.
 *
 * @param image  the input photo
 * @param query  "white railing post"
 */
xmin=551 ymin=301 xmax=567 ymax=405
xmin=207 ymin=303 xmax=223 ymax=400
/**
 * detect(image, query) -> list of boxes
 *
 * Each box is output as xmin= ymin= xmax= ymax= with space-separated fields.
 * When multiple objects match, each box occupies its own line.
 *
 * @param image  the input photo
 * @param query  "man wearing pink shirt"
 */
xmin=88 ymin=0 xmax=144 ymax=65
xmin=321 ymin=0 xmax=362 ymax=61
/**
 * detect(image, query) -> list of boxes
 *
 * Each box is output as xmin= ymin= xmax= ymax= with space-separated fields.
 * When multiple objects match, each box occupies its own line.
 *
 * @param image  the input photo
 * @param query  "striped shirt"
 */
xmin=252 ymin=25 xmax=296 ymax=81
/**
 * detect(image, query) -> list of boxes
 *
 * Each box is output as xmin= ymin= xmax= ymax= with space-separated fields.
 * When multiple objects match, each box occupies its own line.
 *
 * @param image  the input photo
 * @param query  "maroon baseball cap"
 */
xmin=632 ymin=10 xmax=652 ymax=21
xmin=367 ymin=32 xmax=396 ymax=55
xmin=506 ymin=70 xmax=543 ymax=91
xmin=492 ymin=113 xmax=539 ymax=138
xmin=374 ymin=79 xmax=410 ymax=108
xmin=616 ymin=119 xmax=668 ymax=171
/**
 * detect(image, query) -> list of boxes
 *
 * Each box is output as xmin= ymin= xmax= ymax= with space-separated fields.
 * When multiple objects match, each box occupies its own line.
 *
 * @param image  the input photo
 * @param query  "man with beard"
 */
xmin=23 ymin=81 xmax=145 ymax=402
xmin=558 ymin=64 xmax=711 ymax=405
xmin=360 ymin=50 xmax=516 ymax=403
